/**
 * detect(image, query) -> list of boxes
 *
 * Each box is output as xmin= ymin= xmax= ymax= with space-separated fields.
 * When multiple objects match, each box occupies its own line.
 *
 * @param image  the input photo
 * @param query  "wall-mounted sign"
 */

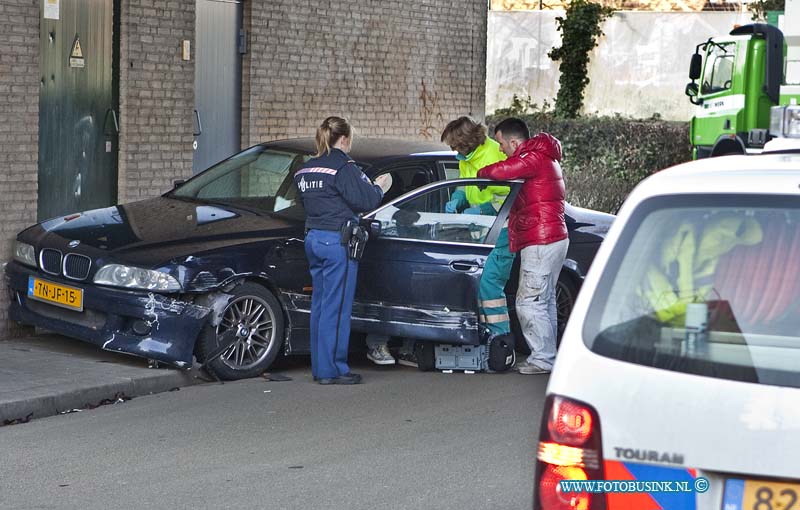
xmin=44 ymin=0 xmax=60 ymax=20
xmin=69 ymin=36 xmax=85 ymax=68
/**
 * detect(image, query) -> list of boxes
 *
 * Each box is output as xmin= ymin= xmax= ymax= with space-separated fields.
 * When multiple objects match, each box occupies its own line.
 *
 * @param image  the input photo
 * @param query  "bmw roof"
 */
xmin=262 ymin=137 xmax=454 ymax=165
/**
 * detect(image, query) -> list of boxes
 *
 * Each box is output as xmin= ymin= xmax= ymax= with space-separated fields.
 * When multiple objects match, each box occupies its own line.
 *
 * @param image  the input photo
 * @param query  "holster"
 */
xmin=340 ymin=219 xmax=369 ymax=260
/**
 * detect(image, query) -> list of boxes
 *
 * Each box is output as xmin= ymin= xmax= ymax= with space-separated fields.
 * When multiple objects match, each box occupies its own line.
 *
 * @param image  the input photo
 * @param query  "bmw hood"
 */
xmin=19 ymin=197 xmax=302 ymax=267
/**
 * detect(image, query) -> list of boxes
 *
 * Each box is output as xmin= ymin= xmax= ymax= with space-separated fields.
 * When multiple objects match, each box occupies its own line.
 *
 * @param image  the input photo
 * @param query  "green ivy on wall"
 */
xmin=548 ymin=0 xmax=614 ymax=119
xmin=750 ymin=0 xmax=785 ymax=21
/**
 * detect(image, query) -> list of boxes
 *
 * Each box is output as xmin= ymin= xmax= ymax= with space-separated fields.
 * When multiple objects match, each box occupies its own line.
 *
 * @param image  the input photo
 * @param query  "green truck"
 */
xmin=685 ymin=0 xmax=800 ymax=158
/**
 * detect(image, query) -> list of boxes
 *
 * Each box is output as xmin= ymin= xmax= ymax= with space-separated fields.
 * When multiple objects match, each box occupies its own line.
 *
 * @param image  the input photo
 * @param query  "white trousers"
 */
xmin=517 ymin=238 xmax=569 ymax=370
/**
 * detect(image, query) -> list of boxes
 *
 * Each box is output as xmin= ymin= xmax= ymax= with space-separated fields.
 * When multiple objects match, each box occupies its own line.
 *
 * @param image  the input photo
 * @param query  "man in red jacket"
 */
xmin=477 ymin=118 xmax=569 ymax=374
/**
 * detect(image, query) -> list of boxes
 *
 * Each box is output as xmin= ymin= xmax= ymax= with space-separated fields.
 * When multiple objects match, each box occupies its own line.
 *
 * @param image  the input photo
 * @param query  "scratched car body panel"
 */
xmin=4 ymin=138 xmax=612 ymax=377
xmin=538 ymin=153 xmax=800 ymax=509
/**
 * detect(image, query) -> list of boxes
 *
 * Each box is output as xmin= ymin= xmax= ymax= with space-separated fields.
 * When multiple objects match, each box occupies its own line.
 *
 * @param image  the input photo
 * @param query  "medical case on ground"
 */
xmin=415 ymin=333 xmax=516 ymax=372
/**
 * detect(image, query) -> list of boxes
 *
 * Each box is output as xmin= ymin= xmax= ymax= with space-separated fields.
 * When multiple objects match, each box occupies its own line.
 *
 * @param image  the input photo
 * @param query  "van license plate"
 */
xmin=723 ymin=478 xmax=800 ymax=510
xmin=27 ymin=277 xmax=84 ymax=311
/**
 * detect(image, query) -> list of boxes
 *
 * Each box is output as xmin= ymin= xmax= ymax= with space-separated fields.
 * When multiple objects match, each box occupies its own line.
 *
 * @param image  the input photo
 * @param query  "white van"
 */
xmin=536 ymin=152 xmax=800 ymax=510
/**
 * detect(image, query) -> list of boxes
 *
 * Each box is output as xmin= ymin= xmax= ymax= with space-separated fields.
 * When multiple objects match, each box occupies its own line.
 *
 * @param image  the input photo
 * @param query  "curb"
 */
xmin=0 ymin=368 xmax=199 ymax=425
xmin=0 ymin=335 xmax=203 ymax=425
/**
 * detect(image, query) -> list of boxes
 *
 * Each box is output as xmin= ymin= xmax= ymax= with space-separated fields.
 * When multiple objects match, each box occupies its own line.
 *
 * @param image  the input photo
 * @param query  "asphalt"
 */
xmin=0 ymin=334 xmax=204 ymax=425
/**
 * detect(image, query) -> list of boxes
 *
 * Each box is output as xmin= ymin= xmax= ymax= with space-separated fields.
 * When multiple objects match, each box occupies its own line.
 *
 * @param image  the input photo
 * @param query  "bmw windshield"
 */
xmin=169 ymin=146 xmax=310 ymax=221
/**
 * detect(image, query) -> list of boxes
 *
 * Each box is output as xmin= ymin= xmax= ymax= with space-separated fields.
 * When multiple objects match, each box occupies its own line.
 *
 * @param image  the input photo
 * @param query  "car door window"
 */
xmin=373 ymin=165 xmax=433 ymax=205
xmin=373 ymin=182 xmax=501 ymax=244
xmin=440 ymin=160 xmax=460 ymax=180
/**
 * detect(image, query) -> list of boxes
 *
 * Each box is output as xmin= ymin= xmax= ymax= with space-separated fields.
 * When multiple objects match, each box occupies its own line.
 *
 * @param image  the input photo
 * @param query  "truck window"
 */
xmin=701 ymin=43 xmax=734 ymax=95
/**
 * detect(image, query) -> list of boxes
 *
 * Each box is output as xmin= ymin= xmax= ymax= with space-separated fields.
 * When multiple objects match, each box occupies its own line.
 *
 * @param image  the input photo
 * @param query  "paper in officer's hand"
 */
xmin=374 ymin=174 xmax=393 ymax=193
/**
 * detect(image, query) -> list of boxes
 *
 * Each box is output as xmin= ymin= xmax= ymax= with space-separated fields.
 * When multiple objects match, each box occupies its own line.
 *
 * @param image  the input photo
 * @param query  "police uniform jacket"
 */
xmin=294 ymin=148 xmax=384 ymax=231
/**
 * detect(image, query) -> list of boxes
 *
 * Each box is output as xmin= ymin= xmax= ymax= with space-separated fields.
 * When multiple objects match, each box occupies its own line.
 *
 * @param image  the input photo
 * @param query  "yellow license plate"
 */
xmin=741 ymin=479 xmax=800 ymax=510
xmin=27 ymin=277 xmax=84 ymax=311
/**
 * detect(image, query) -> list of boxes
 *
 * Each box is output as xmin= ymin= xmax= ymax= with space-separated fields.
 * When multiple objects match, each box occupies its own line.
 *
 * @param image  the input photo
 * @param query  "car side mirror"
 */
xmin=173 ymin=179 xmax=185 ymax=189
xmin=689 ymin=54 xmax=702 ymax=80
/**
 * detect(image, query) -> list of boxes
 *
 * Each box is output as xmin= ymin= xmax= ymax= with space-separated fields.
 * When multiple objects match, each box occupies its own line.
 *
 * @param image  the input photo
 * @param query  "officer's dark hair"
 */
xmin=493 ymin=117 xmax=530 ymax=142
xmin=440 ymin=116 xmax=487 ymax=156
xmin=315 ymin=116 xmax=352 ymax=157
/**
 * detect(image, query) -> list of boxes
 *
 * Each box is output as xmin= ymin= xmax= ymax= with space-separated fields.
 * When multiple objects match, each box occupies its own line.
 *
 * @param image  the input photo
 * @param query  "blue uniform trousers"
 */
xmin=305 ymin=229 xmax=359 ymax=380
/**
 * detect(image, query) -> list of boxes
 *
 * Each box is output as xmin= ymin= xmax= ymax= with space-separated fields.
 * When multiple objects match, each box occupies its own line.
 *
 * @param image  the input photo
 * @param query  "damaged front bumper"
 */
xmin=4 ymin=261 xmax=211 ymax=367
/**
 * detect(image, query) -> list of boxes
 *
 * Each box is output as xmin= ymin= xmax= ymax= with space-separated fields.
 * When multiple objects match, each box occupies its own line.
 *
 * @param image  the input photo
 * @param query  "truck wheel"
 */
xmin=196 ymin=282 xmax=284 ymax=381
xmin=710 ymin=137 xmax=746 ymax=157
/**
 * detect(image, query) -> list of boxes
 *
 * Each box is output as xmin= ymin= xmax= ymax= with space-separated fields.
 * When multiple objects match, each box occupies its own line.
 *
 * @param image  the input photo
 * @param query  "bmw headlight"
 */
xmin=13 ymin=241 xmax=36 ymax=267
xmin=93 ymin=264 xmax=181 ymax=292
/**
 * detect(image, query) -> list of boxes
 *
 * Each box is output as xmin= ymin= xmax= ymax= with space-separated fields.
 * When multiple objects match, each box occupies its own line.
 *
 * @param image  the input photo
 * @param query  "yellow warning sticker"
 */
xmin=69 ymin=36 xmax=84 ymax=68
xmin=71 ymin=39 xmax=83 ymax=58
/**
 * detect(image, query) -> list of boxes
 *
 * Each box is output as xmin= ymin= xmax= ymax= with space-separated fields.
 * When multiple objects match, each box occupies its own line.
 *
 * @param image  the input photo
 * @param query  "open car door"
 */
xmin=352 ymin=179 xmax=520 ymax=345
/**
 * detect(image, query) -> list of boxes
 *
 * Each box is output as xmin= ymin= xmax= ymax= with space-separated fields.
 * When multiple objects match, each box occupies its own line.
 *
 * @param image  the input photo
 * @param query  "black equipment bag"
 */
xmin=487 ymin=333 xmax=515 ymax=372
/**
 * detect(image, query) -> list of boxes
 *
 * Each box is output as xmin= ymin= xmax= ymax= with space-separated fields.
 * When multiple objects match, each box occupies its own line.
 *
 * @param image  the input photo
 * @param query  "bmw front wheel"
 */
xmin=197 ymin=282 xmax=284 ymax=381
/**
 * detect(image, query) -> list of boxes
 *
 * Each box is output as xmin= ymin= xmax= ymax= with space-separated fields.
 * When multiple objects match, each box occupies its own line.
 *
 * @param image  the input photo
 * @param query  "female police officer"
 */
xmin=294 ymin=116 xmax=390 ymax=385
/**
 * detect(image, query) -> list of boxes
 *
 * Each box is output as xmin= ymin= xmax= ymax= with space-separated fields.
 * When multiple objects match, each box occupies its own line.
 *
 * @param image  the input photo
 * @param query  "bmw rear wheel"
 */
xmin=556 ymin=275 xmax=578 ymax=342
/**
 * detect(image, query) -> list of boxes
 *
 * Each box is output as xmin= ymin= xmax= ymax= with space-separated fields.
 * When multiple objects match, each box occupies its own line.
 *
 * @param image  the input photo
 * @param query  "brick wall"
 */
xmin=0 ymin=0 xmax=39 ymax=337
xmin=118 ymin=0 xmax=195 ymax=204
xmin=241 ymin=0 xmax=488 ymax=145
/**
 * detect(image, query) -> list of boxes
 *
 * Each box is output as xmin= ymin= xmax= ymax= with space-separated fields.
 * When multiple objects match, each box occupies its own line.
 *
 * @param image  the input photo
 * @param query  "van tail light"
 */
xmin=534 ymin=395 xmax=605 ymax=510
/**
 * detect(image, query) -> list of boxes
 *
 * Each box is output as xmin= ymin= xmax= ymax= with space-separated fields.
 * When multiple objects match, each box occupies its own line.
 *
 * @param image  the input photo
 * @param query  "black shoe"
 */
xmin=397 ymin=351 xmax=418 ymax=368
xmin=317 ymin=373 xmax=363 ymax=385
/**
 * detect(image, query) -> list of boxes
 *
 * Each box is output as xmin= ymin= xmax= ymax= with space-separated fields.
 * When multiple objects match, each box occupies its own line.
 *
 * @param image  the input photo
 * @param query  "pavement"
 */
xmin=0 ymin=334 xmax=204 ymax=425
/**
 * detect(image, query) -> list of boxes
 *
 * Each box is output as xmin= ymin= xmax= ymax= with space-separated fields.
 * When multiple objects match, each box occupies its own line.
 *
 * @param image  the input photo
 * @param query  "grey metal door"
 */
xmin=39 ymin=0 xmax=118 ymax=220
xmin=193 ymin=0 xmax=243 ymax=174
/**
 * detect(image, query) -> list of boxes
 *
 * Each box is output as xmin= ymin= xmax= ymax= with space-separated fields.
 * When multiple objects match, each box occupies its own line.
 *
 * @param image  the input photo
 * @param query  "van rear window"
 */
xmin=584 ymin=195 xmax=800 ymax=388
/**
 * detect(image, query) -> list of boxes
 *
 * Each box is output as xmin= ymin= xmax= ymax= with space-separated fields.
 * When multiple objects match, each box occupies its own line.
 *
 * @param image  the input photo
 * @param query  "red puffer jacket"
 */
xmin=477 ymin=133 xmax=568 ymax=253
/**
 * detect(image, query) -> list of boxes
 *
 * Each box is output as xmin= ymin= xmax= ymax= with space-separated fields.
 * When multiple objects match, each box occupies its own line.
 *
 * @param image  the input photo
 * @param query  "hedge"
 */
xmin=486 ymin=112 xmax=692 ymax=214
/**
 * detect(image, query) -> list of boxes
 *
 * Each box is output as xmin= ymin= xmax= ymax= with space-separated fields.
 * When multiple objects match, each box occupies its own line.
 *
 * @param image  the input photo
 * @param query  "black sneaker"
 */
xmin=318 ymin=373 xmax=363 ymax=385
xmin=397 ymin=351 xmax=418 ymax=368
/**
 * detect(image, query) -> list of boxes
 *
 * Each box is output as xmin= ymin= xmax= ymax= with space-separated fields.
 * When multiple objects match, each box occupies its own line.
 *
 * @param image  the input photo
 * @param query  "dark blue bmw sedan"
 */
xmin=4 ymin=138 xmax=613 ymax=380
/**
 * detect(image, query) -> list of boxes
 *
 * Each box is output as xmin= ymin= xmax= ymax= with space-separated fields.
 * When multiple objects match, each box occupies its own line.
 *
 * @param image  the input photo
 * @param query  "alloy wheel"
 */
xmin=216 ymin=295 xmax=277 ymax=371
xmin=556 ymin=279 xmax=575 ymax=338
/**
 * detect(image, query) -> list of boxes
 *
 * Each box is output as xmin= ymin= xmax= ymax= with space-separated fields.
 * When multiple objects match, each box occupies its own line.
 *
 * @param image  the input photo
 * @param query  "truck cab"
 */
xmin=686 ymin=0 xmax=800 ymax=159
xmin=686 ymin=26 xmax=783 ymax=159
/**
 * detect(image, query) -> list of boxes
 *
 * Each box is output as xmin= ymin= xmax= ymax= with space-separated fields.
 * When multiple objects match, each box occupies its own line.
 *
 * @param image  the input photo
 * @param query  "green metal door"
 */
xmin=39 ymin=0 xmax=118 ymax=220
